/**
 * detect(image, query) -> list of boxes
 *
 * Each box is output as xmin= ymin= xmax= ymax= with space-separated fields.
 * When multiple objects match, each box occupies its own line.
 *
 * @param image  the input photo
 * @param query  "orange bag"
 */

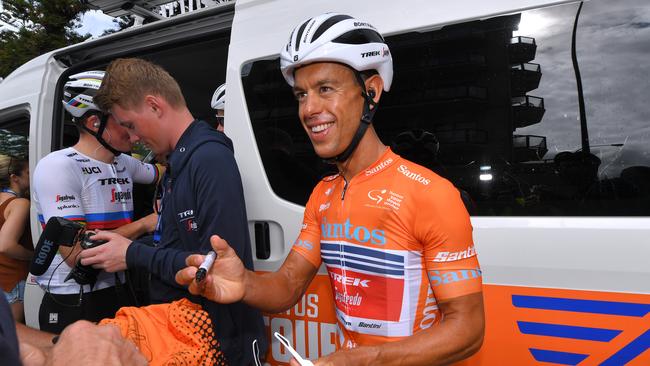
xmin=100 ymin=298 xmax=227 ymax=365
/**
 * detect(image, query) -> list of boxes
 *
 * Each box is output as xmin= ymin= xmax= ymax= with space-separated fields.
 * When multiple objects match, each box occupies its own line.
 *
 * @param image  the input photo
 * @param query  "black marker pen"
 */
xmin=195 ymin=251 xmax=217 ymax=283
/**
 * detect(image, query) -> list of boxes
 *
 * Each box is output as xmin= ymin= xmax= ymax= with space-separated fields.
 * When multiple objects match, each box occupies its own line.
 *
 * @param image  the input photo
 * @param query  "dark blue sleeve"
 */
xmin=0 ymin=296 xmax=20 ymax=366
xmin=192 ymin=142 xmax=251 ymax=262
xmin=126 ymin=141 xmax=251 ymax=287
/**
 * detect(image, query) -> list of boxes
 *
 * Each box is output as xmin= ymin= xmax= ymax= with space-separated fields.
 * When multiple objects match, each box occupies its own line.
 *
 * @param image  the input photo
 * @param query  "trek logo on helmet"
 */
xmin=361 ymin=51 xmax=381 ymax=58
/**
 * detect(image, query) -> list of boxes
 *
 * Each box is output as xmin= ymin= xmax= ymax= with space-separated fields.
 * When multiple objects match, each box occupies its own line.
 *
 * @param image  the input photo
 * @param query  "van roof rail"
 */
xmin=81 ymin=0 xmax=234 ymax=22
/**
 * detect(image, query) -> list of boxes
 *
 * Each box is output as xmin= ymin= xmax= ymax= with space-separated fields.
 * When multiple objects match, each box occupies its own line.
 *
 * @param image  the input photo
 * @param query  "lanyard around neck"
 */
xmin=1 ymin=188 xmax=18 ymax=197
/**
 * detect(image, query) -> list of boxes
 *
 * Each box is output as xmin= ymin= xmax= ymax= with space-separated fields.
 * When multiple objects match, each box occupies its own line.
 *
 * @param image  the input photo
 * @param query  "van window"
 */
xmin=0 ymin=112 xmax=29 ymax=160
xmin=242 ymin=0 xmax=650 ymax=216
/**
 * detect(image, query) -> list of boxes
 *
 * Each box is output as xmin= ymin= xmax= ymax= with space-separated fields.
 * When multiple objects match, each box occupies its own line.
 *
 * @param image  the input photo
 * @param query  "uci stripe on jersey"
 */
xmin=85 ymin=211 xmax=134 ymax=230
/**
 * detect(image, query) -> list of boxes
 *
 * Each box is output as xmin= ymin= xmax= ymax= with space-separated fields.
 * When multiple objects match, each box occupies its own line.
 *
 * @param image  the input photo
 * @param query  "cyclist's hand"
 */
xmin=175 ymin=235 xmax=247 ymax=304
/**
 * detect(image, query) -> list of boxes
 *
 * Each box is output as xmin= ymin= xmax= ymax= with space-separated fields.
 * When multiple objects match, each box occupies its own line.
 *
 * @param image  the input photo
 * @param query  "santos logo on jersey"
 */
xmin=398 ymin=165 xmax=430 ymax=185
xmin=428 ymin=267 xmax=482 ymax=287
xmin=365 ymin=157 xmax=393 ymax=176
xmin=320 ymin=217 xmax=385 ymax=245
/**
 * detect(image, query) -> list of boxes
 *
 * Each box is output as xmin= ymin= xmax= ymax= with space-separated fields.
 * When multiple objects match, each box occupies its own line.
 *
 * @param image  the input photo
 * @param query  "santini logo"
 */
xmin=398 ymin=165 xmax=430 ymax=185
xmin=433 ymin=246 xmax=476 ymax=262
xmin=319 ymin=202 xmax=331 ymax=212
xmin=321 ymin=217 xmax=385 ymax=245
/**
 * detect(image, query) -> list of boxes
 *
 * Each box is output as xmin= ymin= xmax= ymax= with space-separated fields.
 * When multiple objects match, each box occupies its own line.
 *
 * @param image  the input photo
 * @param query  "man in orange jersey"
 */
xmin=177 ymin=13 xmax=484 ymax=366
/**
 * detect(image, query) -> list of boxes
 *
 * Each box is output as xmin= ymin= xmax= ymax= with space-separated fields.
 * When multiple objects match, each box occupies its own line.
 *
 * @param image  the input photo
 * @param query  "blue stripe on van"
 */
xmin=517 ymin=321 xmax=621 ymax=342
xmin=600 ymin=329 xmax=650 ymax=366
xmin=528 ymin=349 xmax=589 ymax=365
xmin=512 ymin=295 xmax=650 ymax=317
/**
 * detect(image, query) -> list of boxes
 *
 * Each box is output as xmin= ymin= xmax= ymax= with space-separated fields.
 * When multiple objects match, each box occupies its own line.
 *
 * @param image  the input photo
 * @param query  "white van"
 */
xmin=1 ymin=0 xmax=649 ymax=364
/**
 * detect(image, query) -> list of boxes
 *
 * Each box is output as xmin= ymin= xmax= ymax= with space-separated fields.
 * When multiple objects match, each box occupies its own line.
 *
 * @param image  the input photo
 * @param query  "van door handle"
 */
xmin=254 ymin=221 xmax=270 ymax=259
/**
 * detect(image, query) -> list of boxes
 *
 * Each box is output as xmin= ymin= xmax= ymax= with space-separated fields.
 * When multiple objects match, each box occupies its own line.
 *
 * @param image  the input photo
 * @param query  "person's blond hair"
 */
xmin=95 ymin=58 xmax=186 ymax=111
xmin=0 ymin=154 xmax=27 ymax=188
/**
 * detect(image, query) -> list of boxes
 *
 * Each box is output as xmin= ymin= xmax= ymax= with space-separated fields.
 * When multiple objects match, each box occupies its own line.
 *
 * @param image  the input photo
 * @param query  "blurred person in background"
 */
xmin=0 ymin=154 xmax=33 ymax=324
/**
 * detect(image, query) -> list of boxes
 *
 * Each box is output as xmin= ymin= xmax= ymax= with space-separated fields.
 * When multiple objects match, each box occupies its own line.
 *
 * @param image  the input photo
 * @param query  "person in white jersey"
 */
xmin=32 ymin=70 xmax=162 ymax=333
xmin=211 ymin=83 xmax=226 ymax=132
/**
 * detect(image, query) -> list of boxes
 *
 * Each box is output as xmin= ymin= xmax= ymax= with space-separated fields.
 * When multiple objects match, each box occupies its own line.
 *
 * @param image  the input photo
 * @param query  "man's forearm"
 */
xmin=113 ymin=213 xmax=157 ymax=240
xmin=242 ymin=252 xmax=316 ymax=313
xmin=16 ymin=323 xmax=56 ymax=350
xmin=242 ymin=270 xmax=306 ymax=313
xmin=127 ymin=241 xmax=192 ymax=288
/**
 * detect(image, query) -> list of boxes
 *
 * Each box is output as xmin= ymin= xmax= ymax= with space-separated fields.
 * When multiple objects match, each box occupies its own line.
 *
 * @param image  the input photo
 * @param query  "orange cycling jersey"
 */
xmin=292 ymin=148 xmax=482 ymax=349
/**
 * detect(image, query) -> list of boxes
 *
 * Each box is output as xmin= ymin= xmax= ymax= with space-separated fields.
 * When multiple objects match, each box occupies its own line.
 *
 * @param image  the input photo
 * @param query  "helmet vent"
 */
xmin=311 ymin=14 xmax=353 ymax=43
xmin=294 ymin=18 xmax=312 ymax=52
xmin=332 ymin=29 xmax=385 ymax=45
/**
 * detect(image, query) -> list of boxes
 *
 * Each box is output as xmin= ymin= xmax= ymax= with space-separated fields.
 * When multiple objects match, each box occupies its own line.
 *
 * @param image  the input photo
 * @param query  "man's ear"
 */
xmin=364 ymin=74 xmax=384 ymax=105
xmin=144 ymin=95 xmax=163 ymax=118
xmin=84 ymin=115 xmax=100 ymax=131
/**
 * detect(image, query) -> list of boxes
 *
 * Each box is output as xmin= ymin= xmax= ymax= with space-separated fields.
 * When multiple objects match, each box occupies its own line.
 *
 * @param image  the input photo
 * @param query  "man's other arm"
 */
xmin=112 ymin=213 xmax=157 ymax=240
xmin=176 ymin=235 xmax=319 ymax=313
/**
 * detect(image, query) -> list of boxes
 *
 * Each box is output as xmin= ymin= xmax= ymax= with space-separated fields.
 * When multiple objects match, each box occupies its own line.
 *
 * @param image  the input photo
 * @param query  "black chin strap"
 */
xmin=322 ymin=72 xmax=378 ymax=164
xmin=78 ymin=113 xmax=126 ymax=156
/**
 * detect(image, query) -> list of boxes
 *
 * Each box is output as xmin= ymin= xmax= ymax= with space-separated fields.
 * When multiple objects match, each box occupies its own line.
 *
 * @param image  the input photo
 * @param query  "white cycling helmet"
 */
xmin=211 ymin=83 xmax=226 ymax=110
xmin=62 ymin=70 xmax=105 ymax=118
xmin=280 ymin=13 xmax=393 ymax=91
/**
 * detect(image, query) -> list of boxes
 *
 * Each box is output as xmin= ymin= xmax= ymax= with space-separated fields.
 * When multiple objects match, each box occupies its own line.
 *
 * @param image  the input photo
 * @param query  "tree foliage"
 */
xmin=0 ymin=0 xmax=89 ymax=78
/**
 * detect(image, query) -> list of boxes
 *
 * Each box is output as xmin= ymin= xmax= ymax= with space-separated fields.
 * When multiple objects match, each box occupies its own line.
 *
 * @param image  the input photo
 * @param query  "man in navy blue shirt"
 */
xmin=79 ymin=58 xmax=267 ymax=365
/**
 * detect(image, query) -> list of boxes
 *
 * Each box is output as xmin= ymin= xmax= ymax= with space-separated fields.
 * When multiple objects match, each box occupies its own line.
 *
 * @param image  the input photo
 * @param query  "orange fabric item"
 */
xmin=100 ymin=299 xmax=227 ymax=365
xmin=0 ymin=197 xmax=33 ymax=292
xmin=292 ymin=148 xmax=482 ymax=348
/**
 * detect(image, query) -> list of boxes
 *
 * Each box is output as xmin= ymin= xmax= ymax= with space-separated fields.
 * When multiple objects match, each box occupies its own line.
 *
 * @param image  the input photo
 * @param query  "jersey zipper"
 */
xmin=341 ymin=176 xmax=349 ymax=201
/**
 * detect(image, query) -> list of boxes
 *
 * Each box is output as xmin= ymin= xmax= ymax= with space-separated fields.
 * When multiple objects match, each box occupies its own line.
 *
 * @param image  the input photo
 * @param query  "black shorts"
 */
xmin=38 ymin=286 xmax=129 ymax=334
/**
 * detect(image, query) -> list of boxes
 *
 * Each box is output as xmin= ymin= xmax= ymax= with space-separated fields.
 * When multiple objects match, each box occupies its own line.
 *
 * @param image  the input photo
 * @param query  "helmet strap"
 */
xmin=78 ymin=113 xmax=126 ymax=156
xmin=322 ymin=72 xmax=378 ymax=164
